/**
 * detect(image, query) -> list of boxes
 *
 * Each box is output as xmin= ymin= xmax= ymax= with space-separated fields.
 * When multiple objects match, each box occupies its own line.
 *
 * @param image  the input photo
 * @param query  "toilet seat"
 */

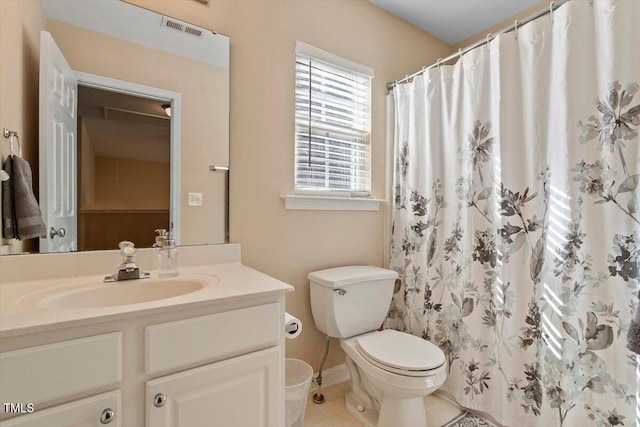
xmin=356 ymin=330 xmax=445 ymax=377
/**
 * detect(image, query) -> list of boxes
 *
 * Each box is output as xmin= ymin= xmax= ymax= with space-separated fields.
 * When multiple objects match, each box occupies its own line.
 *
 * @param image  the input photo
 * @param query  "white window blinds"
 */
xmin=295 ymin=44 xmax=372 ymax=196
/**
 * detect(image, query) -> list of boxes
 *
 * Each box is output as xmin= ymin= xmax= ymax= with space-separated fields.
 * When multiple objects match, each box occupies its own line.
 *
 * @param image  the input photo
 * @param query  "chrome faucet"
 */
xmin=104 ymin=241 xmax=150 ymax=283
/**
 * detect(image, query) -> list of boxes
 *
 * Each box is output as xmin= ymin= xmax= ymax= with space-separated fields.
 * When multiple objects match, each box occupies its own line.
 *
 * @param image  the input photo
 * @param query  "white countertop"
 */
xmin=0 ymin=262 xmax=293 ymax=338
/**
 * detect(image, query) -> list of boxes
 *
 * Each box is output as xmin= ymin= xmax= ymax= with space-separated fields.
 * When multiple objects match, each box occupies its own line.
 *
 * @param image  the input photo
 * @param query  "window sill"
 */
xmin=281 ymin=195 xmax=385 ymax=211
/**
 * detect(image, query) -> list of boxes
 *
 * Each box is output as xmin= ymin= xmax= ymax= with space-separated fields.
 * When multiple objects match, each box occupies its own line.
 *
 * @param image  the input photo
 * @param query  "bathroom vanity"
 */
xmin=0 ymin=244 xmax=292 ymax=426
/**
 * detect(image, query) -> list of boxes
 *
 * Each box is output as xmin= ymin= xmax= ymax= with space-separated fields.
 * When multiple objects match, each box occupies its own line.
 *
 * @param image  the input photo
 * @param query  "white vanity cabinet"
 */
xmin=144 ymin=302 xmax=282 ymax=426
xmin=0 ymin=293 xmax=286 ymax=427
xmin=0 ymin=333 xmax=122 ymax=426
xmin=146 ymin=348 xmax=280 ymax=426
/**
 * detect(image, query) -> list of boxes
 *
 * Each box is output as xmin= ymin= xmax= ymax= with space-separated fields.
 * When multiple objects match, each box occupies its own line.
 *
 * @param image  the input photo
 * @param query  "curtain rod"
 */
xmin=387 ymin=0 xmax=573 ymax=91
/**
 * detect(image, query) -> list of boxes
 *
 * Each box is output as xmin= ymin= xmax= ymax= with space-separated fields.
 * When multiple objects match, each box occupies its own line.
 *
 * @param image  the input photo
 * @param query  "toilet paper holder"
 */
xmin=284 ymin=312 xmax=302 ymax=339
xmin=285 ymin=323 xmax=299 ymax=334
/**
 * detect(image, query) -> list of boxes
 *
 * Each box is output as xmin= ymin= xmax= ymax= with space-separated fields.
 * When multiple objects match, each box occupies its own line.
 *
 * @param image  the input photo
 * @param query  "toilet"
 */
xmin=309 ymin=266 xmax=447 ymax=427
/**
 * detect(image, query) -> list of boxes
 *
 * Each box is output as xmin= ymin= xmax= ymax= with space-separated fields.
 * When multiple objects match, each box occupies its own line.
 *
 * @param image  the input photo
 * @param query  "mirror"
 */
xmin=0 ymin=0 xmax=229 ymax=255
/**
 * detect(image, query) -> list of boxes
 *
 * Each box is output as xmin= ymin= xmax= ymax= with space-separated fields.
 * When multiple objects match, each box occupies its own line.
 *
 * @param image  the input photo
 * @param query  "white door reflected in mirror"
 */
xmin=38 ymin=31 xmax=78 ymax=253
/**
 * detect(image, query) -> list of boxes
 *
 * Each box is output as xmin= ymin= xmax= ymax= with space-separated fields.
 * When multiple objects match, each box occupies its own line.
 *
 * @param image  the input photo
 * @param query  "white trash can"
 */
xmin=285 ymin=358 xmax=314 ymax=427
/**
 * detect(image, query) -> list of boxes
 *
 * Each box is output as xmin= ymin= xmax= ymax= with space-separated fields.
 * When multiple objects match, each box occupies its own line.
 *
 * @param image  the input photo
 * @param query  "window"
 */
xmin=294 ymin=43 xmax=373 ymax=197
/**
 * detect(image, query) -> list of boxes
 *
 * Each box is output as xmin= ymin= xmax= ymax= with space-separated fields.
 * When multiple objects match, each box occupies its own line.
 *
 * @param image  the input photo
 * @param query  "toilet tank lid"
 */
xmin=308 ymin=266 xmax=398 ymax=288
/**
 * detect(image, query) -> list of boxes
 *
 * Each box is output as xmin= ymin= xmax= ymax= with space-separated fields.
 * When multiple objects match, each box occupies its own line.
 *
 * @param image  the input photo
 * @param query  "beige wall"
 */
xmin=0 ymin=0 xmax=46 ymax=254
xmin=89 ymin=156 xmax=170 ymax=211
xmin=46 ymin=18 xmax=228 ymax=245
xmin=126 ymin=0 xmax=452 ymax=370
xmin=79 ymin=154 xmax=170 ymax=250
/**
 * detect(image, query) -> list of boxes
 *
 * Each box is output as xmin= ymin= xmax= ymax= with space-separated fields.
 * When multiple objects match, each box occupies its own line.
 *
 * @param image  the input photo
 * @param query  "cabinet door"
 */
xmin=0 ymin=390 xmax=120 ymax=427
xmin=146 ymin=347 xmax=282 ymax=427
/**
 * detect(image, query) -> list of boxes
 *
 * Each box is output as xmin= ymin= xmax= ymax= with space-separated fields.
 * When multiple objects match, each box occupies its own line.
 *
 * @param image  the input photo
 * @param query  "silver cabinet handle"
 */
xmin=154 ymin=393 xmax=167 ymax=408
xmin=100 ymin=408 xmax=115 ymax=424
xmin=49 ymin=227 xmax=66 ymax=239
xmin=333 ymin=289 xmax=347 ymax=296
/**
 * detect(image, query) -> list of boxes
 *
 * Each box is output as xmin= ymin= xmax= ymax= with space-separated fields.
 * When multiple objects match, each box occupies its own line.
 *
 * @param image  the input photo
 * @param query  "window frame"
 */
xmin=294 ymin=42 xmax=374 ymax=198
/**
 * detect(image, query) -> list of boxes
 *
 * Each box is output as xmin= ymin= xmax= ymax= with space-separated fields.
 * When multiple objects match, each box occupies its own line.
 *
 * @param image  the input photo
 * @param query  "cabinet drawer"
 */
xmin=0 ymin=332 xmax=122 ymax=405
xmin=0 ymin=390 xmax=121 ymax=427
xmin=146 ymin=303 xmax=280 ymax=373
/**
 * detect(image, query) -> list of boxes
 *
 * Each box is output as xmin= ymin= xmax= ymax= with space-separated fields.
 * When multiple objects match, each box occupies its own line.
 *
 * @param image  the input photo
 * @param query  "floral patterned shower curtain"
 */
xmin=385 ymin=1 xmax=640 ymax=425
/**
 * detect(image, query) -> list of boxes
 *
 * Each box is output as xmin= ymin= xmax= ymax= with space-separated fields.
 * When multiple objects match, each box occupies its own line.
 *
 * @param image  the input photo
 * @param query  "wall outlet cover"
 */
xmin=188 ymin=192 xmax=203 ymax=206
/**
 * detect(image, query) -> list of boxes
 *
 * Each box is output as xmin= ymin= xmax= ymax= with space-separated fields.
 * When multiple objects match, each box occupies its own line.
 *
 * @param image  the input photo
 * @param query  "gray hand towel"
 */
xmin=1 ymin=156 xmax=17 ymax=239
xmin=627 ymin=290 xmax=640 ymax=354
xmin=1 ymin=155 xmax=46 ymax=240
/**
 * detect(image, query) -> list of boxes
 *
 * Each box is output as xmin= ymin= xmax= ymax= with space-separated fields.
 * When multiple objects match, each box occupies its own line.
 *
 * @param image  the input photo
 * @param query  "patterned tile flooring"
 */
xmin=304 ymin=382 xmax=465 ymax=427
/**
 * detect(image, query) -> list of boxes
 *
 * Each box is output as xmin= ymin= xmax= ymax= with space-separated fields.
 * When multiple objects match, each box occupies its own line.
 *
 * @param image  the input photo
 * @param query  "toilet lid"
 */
xmin=356 ymin=330 xmax=445 ymax=373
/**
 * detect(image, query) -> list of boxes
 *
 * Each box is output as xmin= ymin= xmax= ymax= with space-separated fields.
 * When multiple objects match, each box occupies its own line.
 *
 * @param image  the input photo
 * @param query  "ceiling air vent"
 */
xmin=184 ymin=26 xmax=202 ymax=37
xmin=165 ymin=20 xmax=184 ymax=32
xmin=161 ymin=16 xmax=204 ymax=38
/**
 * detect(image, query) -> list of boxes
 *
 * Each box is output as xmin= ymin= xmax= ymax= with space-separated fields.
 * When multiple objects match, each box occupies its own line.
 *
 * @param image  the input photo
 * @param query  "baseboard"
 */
xmin=433 ymin=389 xmax=458 ymax=405
xmin=309 ymin=363 xmax=350 ymax=392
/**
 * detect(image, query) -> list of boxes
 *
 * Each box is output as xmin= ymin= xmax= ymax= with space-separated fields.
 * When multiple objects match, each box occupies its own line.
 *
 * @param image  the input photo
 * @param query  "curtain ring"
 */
xmin=486 ymin=33 xmax=492 ymax=51
xmin=436 ymin=58 xmax=443 ymax=69
xmin=549 ymin=2 xmax=554 ymax=23
xmin=514 ymin=19 xmax=519 ymax=40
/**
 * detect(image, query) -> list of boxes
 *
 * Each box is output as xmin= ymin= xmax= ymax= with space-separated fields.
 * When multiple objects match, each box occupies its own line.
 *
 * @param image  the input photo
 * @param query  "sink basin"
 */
xmin=40 ymin=278 xmax=208 ymax=310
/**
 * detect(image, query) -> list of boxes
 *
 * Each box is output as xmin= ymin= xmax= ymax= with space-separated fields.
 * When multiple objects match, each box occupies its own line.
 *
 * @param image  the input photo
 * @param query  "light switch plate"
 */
xmin=188 ymin=193 xmax=203 ymax=206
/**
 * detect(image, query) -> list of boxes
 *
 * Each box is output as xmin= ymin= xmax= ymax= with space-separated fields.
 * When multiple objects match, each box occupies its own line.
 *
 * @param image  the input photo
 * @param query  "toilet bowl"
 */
xmin=308 ymin=266 xmax=448 ymax=427
xmin=341 ymin=330 xmax=447 ymax=427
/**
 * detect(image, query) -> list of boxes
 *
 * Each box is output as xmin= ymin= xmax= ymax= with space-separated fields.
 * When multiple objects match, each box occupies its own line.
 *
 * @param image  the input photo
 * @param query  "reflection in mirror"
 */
xmin=0 ymin=0 xmax=229 ymax=256
xmin=78 ymin=87 xmax=171 ymax=251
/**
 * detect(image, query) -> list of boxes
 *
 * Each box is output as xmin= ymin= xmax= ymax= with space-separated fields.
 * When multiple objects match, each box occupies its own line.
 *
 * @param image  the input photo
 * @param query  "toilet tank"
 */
xmin=309 ymin=266 xmax=398 ymax=339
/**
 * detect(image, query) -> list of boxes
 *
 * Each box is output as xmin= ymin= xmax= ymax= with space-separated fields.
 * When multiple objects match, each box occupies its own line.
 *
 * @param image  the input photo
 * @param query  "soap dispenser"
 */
xmin=154 ymin=229 xmax=178 ymax=278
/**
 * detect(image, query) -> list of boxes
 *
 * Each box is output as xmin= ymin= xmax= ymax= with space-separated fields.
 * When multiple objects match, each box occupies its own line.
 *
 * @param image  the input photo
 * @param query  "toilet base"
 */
xmin=345 ymin=391 xmax=429 ymax=427
xmin=378 ymin=394 xmax=428 ymax=427
xmin=345 ymin=392 xmax=378 ymax=427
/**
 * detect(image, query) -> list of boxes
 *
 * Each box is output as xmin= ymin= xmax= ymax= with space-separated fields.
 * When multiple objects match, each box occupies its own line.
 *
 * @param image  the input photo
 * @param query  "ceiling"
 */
xmin=369 ymin=0 xmax=543 ymax=45
xmin=78 ymin=86 xmax=170 ymax=164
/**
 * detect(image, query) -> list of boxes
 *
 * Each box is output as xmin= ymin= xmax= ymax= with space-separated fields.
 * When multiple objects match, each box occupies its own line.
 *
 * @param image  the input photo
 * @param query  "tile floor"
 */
xmin=304 ymin=382 xmax=464 ymax=427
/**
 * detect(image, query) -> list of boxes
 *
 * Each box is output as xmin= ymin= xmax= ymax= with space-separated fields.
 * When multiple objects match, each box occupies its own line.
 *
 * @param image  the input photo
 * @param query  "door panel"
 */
xmin=39 ymin=30 xmax=77 ymax=253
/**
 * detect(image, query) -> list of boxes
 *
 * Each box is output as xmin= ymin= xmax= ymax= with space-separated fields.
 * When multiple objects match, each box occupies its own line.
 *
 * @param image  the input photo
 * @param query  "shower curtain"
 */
xmin=385 ymin=1 xmax=640 ymax=426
